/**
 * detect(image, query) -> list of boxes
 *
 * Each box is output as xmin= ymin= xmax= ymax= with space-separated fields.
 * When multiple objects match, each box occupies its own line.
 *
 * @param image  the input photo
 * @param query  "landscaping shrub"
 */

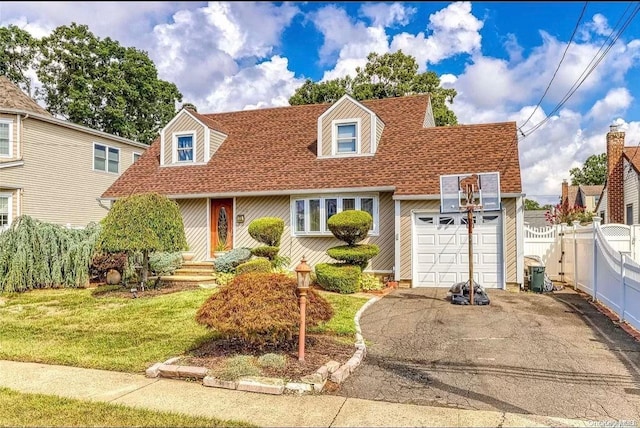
xmin=149 ymin=252 xmax=183 ymax=276
xmin=90 ymin=252 xmax=127 ymax=282
xmin=250 ymin=246 xmax=280 ymax=260
xmin=0 ymin=215 xmax=100 ymax=293
xmin=248 ymin=217 xmax=284 ymax=247
xmin=211 ymin=272 xmax=236 ymax=287
xmin=210 ymin=355 xmax=261 ymax=381
xmin=212 ymin=248 xmax=251 ymax=273
xmin=271 ymin=254 xmax=291 ymax=270
xmin=327 ymin=244 xmax=380 ymax=270
xmin=315 ymin=263 xmax=361 ymax=294
xmin=196 ymin=272 xmax=333 ymax=348
xmin=236 ymin=258 xmax=272 ymax=275
xmin=359 ymin=273 xmax=384 ymax=291
xmin=257 ymin=353 xmax=286 ymax=369
xmin=327 ymin=210 xmax=372 ymax=245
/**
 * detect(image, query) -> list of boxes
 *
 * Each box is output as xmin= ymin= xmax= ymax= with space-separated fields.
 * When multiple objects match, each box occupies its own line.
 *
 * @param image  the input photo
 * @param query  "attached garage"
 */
xmin=412 ymin=212 xmax=504 ymax=288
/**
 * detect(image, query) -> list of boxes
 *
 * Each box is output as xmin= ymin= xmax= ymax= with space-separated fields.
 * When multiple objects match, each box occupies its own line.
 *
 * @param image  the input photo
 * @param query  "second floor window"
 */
xmin=335 ymin=123 xmax=357 ymax=154
xmin=94 ymin=144 xmax=120 ymax=173
xmin=177 ymin=135 xmax=194 ymax=162
xmin=0 ymin=122 xmax=11 ymax=157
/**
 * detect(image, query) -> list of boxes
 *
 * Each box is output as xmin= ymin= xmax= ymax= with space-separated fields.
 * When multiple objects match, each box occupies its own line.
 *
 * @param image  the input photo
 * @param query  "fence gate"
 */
xmin=523 ymin=225 xmax=562 ymax=280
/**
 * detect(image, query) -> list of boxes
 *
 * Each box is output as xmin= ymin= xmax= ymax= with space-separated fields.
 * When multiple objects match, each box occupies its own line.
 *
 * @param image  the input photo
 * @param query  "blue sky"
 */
xmin=1 ymin=1 xmax=640 ymax=206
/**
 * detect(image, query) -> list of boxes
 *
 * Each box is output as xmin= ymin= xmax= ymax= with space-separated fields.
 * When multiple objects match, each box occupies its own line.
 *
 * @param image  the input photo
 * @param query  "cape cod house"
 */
xmin=103 ymin=94 xmax=524 ymax=289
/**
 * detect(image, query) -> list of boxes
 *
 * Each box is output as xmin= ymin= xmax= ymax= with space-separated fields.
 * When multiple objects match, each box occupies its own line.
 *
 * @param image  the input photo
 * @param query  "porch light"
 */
xmin=295 ymin=256 xmax=312 ymax=361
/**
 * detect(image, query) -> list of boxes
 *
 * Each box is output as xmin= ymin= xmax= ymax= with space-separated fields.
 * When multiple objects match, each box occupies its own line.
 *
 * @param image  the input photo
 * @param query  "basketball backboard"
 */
xmin=440 ymin=172 xmax=501 ymax=213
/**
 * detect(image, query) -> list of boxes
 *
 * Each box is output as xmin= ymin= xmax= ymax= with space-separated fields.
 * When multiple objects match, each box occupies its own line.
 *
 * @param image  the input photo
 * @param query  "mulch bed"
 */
xmin=90 ymin=281 xmax=201 ymax=298
xmin=181 ymin=334 xmax=355 ymax=381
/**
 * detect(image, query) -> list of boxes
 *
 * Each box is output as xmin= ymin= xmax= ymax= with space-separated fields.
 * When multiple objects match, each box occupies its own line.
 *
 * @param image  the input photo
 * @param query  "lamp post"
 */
xmin=295 ymin=256 xmax=311 ymax=362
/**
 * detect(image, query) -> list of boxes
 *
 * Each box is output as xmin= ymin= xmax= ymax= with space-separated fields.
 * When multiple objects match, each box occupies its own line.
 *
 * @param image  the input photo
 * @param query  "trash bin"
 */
xmin=530 ymin=266 xmax=545 ymax=293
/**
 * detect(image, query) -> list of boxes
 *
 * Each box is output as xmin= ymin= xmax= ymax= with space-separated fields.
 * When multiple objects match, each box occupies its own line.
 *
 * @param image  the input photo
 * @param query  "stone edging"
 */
xmin=145 ymin=295 xmax=382 ymax=395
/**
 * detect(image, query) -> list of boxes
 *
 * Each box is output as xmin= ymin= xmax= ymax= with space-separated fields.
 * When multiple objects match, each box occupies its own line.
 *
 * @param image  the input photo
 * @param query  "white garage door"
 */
xmin=412 ymin=212 xmax=503 ymax=288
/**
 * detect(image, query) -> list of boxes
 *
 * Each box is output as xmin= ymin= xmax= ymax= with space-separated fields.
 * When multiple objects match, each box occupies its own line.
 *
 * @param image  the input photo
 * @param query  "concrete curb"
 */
xmin=146 ymin=294 xmax=383 ymax=395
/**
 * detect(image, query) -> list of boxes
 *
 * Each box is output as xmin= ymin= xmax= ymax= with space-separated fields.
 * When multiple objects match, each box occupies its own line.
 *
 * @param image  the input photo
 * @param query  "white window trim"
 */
xmin=290 ymin=193 xmax=379 ymax=237
xmin=0 ymin=192 xmax=13 ymax=231
xmin=132 ymin=152 xmax=142 ymax=163
xmin=0 ymin=120 xmax=13 ymax=158
xmin=331 ymin=118 xmax=361 ymax=156
xmin=92 ymin=142 xmax=120 ymax=174
xmin=172 ymin=131 xmax=197 ymax=164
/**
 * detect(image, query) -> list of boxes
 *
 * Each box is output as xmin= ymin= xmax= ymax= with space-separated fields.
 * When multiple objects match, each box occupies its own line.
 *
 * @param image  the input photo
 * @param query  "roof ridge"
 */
xmin=0 ymin=75 xmax=51 ymax=116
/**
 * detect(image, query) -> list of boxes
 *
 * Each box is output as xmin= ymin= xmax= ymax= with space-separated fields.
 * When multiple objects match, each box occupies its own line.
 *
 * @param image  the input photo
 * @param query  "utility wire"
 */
xmin=518 ymin=1 xmax=589 ymax=133
xmin=521 ymin=2 xmax=640 ymax=139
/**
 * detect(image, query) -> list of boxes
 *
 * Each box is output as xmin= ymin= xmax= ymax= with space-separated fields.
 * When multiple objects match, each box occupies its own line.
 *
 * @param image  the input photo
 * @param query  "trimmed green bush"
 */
xmin=149 ymin=252 xmax=183 ymax=276
xmin=359 ymin=273 xmax=384 ymax=291
xmin=327 ymin=210 xmax=372 ymax=245
xmin=196 ymin=273 xmax=333 ymax=348
xmin=213 ymin=248 xmax=251 ymax=273
xmin=326 ymin=244 xmax=380 ymax=270
xmin=236 ymin=258 xmax=272 ymax=275
xmin=250 ymin=246 xmax=280 ymax=260
xmin=248 ymin=217 xmax=284 ymax=247
xmin=315 ymin=263 xmax=361 ymax=294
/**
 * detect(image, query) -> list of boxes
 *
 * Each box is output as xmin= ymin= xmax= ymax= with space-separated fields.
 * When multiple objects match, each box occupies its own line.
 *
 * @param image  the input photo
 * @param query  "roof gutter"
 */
xmin=392 ymin=192 xmax=525 ymax=200
xmin=0 ymin=108 xmax=149 ymax=149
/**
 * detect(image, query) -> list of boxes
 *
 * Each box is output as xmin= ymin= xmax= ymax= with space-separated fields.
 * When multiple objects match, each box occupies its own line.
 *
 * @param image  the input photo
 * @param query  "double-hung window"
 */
xmin=93 ymin=143 xmax=120 ymax=173
xmin=0 ymin=194 xmax=11 ymax=230
xmin=333 ymin=120 xmax=359 ymax=155
xmin=292 ymin=195 xmax=378 ymax=236
xmin=0 ymin=121 xmax=12 ymax=157
xmin=175 ymin=133 xmax=194 ymax=162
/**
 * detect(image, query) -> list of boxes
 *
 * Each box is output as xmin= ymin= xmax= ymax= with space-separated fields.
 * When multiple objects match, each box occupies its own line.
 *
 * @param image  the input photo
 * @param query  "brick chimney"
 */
xmin=561 ymin=179 xmax=569 ymax=205
xmin=606 ymin=124 xmax=625 ymax=224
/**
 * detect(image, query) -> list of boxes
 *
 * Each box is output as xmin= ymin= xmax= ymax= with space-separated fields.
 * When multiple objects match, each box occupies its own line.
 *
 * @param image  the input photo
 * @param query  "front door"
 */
xmin=211 ymin=199 xmax=233 ymax=257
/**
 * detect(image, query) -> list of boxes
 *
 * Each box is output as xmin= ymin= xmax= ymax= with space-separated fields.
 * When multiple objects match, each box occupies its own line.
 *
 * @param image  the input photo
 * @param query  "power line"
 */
xmin=518 ymin=1 xmax=589 ymax=132
xmin=521 ymin=2 xmax=640 ymax=139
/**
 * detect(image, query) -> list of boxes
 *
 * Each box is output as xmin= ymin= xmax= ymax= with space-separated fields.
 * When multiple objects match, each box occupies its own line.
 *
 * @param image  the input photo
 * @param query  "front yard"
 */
xmin=0 ymin=286 xmax=369 ymax=374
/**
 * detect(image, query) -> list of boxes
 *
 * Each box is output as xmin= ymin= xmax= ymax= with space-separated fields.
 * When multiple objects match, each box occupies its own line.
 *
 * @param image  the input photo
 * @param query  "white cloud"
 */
xmin=359 ymin=3 xmax=416 ymax=27
xmin=390 ymin=1 xmax=482 ymax=69
xmin=580 ymin=13 xmax=612 ymax=41
xmin=586 ymin=88 xmax=633 ymax=123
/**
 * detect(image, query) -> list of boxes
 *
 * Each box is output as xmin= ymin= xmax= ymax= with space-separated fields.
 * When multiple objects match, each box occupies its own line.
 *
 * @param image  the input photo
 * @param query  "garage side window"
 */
xmin=291 ymin=195 xmax=379 ymax=236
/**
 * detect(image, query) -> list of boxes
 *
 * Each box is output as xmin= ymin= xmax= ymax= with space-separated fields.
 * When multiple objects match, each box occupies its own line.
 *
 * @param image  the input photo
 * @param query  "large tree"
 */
xmin=570 ymin=153 xmax=607 ymax=186
xmin=289 ymin=51 xmax=458 ymax=126
xmin=0 ymin=25 xmax=38 ymax=95
xmin=35 ymin=23 xmax=182 ymax=145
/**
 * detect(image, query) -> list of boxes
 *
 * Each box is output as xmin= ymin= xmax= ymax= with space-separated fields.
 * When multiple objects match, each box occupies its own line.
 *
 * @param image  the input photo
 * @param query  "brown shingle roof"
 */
xmin=624 ymin=147 xmax=640 ymax=174
xmin=103 ymin=95 xmax=522 ymax=198
xmin=579 ymin=185 xmax=603 ymax=197
xmin=0 ymin=76 xmax=51 ymax=116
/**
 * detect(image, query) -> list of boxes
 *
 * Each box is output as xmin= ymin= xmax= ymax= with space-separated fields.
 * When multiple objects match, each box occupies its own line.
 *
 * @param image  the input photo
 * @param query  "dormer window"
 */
xmin=173 ymin=132 xmax=196 ymax=163
xmin=332 ymin=119 xmax=360 ymax=155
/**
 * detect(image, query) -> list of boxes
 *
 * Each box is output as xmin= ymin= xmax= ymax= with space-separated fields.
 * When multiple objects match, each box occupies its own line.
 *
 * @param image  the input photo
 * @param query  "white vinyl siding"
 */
xmin=0 ymin=120 xmax=12 ymax=157
xmin=291 ymin=194 xmax=378 ymax=236
xmin=93 ymin=143 xmax=120 ymax=174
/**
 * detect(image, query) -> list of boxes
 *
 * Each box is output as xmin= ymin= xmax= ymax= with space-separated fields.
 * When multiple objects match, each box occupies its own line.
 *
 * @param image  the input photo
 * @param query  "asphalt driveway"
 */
xmin=332 ymin=287 xmax=640 ymax=421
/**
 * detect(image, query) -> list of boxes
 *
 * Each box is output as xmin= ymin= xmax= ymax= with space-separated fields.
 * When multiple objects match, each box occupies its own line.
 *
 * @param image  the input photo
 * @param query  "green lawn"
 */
xmin=0 ymin=287 xmax=371 ymax=373
xmin=0 ymin=387 xmax=252 ymax=427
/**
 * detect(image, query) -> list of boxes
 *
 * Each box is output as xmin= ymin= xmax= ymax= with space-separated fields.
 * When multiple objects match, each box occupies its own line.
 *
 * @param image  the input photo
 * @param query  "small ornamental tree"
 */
xmin=98 ymin=193 xmax=187 ymax=285
xmin=545 ymin=200 xmax=594 ymax=225
xmin=248 ymin=217 xmax=284 ymax=261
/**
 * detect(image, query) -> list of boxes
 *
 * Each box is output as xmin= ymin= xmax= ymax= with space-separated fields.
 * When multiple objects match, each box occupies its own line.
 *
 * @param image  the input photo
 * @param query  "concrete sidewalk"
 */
xmin=0 ymin=360 xmax=591 ymax=427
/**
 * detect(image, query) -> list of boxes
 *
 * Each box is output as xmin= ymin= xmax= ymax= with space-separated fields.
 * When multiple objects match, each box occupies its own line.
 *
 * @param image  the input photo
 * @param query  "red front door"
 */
xmin=210 ymin=199 xmax=233 ymax=257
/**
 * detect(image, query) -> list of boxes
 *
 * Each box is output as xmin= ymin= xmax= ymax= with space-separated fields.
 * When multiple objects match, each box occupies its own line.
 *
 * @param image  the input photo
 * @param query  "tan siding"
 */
xmin=0 ymin=113 xmax=18 ymax=162
xmin=177 ymin=199 xmax=208 ymax=261
xmin=209 ymin=131 xmax=226 ymax=161
xmin=1 ymin=118 xmax=145 ymax=227
xmin=320 ymin=98 xmax=372 ymax=156
xmin=163 ymin=112 xmax=205 ymax=164
xmin=504 ymin=198 xmax=516 ymax=283
xmin=236 ymin=192 xmax=394 ymax=272
xmin=423 ymin=99 xmax=436 ymax=128
xmin=375 ymin=117 xmax=385 ymax=153
xmin=399 ymin=200 xmax=440 ymax=279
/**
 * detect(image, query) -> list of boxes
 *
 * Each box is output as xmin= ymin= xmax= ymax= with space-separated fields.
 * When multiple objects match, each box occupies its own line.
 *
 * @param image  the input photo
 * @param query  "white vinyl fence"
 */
xmin=523 ymin=225 xmax=562 ymax=280
xmin=524 ymin=219 xmax=640 ymax=332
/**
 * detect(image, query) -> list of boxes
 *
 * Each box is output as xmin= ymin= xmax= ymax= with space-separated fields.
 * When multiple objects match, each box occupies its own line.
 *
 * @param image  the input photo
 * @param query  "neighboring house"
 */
xmin=560 ymin=180 xmax=603 ymax=213
xmin=595 ymin=124 xmax=640 ymax=225
xmin=103 ymin=94 xmax=524 ymax=289
xmin=524 ymin=209 xmax=549 ymax=228
xmin=0 ymin=76 xmax=147 ymax=230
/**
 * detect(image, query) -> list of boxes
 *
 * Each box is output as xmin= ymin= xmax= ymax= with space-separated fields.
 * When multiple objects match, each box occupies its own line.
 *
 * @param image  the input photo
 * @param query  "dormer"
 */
xmin=160 ymin=106 xmax=227 ymax=167
xmin=317 ymin=95 xmax=384 ymax=158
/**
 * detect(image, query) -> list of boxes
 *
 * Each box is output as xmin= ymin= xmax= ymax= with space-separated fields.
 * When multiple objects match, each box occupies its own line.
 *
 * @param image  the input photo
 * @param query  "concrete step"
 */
xmin=159 ymin=275 xmax=218 ymax=284
xmin=174 ymin=268 xmax=215 ymax=276
xmin=181 ymin=261 xmax=215 ymax=270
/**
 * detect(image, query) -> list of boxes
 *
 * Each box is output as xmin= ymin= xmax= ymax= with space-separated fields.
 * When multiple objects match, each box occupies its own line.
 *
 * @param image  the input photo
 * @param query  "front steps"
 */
xmin=160 ymin=260 xmax=217 ymax=286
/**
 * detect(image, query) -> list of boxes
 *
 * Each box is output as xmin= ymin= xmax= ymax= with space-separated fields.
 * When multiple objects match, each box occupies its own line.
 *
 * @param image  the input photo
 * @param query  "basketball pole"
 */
xmin=467 ymin=202 xmax=474 ymax=306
